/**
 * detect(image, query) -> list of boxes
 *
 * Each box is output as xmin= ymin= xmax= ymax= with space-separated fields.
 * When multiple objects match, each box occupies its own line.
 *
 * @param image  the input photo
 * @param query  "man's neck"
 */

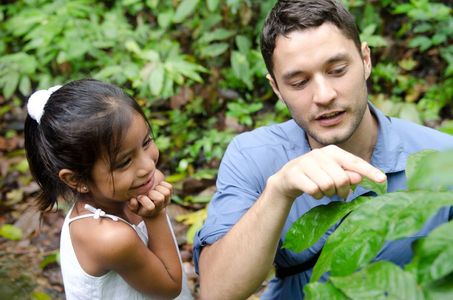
xmin=307 ymin=107 xmax=379 ymax=162
xmin=339 ymin=107 xmax=379 ymax=162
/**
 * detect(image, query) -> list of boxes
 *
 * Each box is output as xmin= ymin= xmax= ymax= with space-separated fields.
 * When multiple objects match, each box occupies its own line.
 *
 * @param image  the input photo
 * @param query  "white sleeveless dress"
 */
xmin=60 ymin=204 xmax=193 ymax=300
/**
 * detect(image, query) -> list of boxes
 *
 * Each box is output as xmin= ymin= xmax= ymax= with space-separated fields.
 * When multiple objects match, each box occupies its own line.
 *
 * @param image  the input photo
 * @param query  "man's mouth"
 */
xmin=315 ymin=110 xmax=345 ymax=126
xmin=316 ymin=111 xmax=344 ymax=120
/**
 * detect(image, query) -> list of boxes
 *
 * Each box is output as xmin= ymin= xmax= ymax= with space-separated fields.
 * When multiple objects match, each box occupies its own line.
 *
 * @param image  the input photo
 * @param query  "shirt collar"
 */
xmin=369 ymin=102 xmax=406 ymax=173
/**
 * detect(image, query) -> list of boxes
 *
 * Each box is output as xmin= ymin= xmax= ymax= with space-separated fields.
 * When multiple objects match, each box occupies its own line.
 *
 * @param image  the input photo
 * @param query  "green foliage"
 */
xmin=176 ymin=208 xmax=207 ymax=244
xmin=0 ymin=224 xmax=23 ymax=241
xmin=31 ymin=291 xmax=52 ymax=300
xmin=39 ymin=251 xmax=60 ymax=269
xmin=394 ymin=0 xmax=451 ymax=52
xmin=1 ymin=0 xmax=451 ymax=174
xmin=284 ymin=150 xmax=453 ymax=298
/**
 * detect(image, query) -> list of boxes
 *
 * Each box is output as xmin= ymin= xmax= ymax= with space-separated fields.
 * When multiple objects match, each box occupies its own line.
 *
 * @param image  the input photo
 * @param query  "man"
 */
xmin=193 ymin=1 xmax=453 ymax=299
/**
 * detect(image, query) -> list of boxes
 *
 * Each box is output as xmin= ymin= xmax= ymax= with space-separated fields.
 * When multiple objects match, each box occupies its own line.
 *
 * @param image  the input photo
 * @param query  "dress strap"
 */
xmin=67 ymin=204 xmax=135 ymax=228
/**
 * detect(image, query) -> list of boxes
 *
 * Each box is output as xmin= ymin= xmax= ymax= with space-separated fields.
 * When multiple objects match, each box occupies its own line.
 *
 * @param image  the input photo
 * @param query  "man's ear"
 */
xmin=266 ymin=74 xmax=283 ymax=100
xmin=58 ymin=169 xmax=89 ymax=193
xmin=361 ymin=42 xmax=372 ymax=80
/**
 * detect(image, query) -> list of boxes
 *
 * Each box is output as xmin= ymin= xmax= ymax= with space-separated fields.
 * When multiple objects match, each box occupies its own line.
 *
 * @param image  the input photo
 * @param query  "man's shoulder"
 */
xmin=390 ymin=117 xmax=453 ymax=151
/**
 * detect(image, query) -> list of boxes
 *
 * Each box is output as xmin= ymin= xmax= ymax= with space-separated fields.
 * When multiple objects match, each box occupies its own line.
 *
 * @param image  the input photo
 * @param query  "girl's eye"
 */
xmin=115 ymin=158 xmax=131 ymax=169
xmin=143 ymin=137 xmax=152 ymax=148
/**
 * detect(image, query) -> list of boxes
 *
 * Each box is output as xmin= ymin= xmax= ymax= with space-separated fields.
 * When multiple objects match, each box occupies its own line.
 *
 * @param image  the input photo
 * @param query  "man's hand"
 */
xmin=270 ymin=145 xmax=386 ymax=200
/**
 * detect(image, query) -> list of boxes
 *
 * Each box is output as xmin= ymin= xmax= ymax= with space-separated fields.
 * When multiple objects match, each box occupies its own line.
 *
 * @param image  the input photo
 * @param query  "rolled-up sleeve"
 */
xmin=193 ymin=136 xmax=265 ymax=273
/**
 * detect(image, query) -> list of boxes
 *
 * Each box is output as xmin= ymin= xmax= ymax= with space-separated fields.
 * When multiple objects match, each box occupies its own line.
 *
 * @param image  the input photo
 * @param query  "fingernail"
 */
xmin=376 ymin=172 xmax=386 ymax=181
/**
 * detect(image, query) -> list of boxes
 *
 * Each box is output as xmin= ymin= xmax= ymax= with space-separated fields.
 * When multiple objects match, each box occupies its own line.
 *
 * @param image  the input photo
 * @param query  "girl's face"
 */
xmin=88 ymin=112 xmax=161 ymax=207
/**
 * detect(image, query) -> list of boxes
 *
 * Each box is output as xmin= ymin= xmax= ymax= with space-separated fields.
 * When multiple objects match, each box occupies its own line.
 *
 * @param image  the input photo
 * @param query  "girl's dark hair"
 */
xmin=261 ymin=0 xmax=362 ymax=79
xmin=24 ymin=79 xmax=150 ymax=211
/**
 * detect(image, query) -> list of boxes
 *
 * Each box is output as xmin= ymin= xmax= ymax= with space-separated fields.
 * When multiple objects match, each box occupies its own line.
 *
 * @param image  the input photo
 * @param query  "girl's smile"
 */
xmin=87 ymin=111 xmax=160 ymax=208
xmin=131 ymin=172 xmax=156 ymax=196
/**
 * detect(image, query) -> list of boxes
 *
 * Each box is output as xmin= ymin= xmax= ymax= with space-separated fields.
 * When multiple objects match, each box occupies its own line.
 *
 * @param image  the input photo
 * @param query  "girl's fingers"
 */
xmin=128 ymin=197 xmax=139 ymax=213
xmin=159 ymin=181 xmax=172 ymax=189
xmin=134 ymin=195 xmax=156 ymax=216
xmin=153 ymin=184 xmax=172 ymax=198
xmin=148 ymin=190 xmax=167 ymax=209
xmin=136 ymin=195 xmax=154 ymax=209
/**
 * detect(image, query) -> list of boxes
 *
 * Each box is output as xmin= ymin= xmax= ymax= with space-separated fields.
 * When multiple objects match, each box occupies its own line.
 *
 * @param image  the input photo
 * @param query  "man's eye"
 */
xmin=290 ymin=79 xmax=308 ymax=89
xmin=330 ymin=66 xmax=347 ymax=75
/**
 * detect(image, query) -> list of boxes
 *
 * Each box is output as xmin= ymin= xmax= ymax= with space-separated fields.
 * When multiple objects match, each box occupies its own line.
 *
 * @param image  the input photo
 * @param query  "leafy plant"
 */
xmin=176 ymin=208 xmax=208 ymax=244
xmin=393 ymin=0 xmax=451 ymax=52
xmin=0 ymin=224 xmax=22 ymax=241
xmin=284 ymin=150 xmax=453 ymax=299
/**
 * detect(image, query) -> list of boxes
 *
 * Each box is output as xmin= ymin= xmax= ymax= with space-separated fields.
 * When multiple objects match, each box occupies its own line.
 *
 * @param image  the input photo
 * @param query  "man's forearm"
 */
xmin=199 ymin=176 xmax=294 ymax=299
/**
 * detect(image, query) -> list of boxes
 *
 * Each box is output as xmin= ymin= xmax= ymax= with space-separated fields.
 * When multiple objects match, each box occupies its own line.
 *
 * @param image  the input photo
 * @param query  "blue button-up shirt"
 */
xmin=193 ymin=104 xmax=453 ymax=299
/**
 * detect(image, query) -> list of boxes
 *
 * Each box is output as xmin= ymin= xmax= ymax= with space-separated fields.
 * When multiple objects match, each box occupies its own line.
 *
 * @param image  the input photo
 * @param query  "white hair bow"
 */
xmin=27 ymin=85 xmax=62 ymax=124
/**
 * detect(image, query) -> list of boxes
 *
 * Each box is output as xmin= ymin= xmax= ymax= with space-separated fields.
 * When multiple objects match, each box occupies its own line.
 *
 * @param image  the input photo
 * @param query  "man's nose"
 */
xmin=312 ymin=75 xmax=336 ymax=105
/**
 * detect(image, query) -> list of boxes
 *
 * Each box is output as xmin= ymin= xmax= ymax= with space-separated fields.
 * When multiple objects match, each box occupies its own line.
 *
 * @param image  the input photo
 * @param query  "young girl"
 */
xmin=24 ymin=79 xmax=192 ymax=299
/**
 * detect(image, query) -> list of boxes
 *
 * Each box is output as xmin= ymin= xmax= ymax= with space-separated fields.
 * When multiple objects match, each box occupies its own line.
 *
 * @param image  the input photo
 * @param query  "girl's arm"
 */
xmin=95 ymin=181 xmax=182 ymax=298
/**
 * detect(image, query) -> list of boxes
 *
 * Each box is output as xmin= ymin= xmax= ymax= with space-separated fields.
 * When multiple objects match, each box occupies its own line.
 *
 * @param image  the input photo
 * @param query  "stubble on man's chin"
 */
xmin=305 ymin=128 xmax=356 ymax=148
xmin=299 ymin=110 xmax=366 ymax=148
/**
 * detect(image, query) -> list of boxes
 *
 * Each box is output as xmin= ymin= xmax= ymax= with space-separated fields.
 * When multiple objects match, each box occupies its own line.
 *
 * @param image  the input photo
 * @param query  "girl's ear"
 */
xmin=58 ymin=169 xmax=89 ymax=193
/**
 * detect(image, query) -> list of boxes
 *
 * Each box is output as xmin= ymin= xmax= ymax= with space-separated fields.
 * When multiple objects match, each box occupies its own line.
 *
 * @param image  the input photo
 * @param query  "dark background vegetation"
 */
xmin=0 ymin=0 xmax=452 ymax=299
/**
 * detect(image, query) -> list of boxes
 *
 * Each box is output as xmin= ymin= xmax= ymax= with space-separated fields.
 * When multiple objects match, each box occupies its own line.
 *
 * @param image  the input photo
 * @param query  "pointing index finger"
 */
xmin=324 ymin=146 xmax=386 ymax=183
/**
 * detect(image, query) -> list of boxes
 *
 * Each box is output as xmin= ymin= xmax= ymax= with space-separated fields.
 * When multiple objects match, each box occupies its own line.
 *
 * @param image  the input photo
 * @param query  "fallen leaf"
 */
xmin=14 ymin=208 xmax=41 ymax=238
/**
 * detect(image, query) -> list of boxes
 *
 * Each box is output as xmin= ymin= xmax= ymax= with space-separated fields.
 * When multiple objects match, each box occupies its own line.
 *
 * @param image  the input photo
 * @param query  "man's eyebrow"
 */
xmin=282 ymin=70 xmax=306 ymax=82
xmin=326 ymin=53 xmax=351 ymax=65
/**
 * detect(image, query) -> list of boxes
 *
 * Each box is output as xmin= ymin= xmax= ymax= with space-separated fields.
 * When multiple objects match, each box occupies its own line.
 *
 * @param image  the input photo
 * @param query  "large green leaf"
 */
xmin=424 ymin=273 xmax=453 ymax=300
xmin=407 ymin=150 xmax=453 ymax=191
xmin=283 ymin=197 xmax=372 ymax=253
xmin=405 ymin=150 xmax=437 ymax=186
xmin=354 ymin=176 xmax=387 ymax=196
xmin=386 ymin=192 xmax=453 ymax=240
xmin=311 ymin=191 xmax=453 ymax=282
xmin=329 ymin=261 xmax=422 ymax=300
xmin=304 ymin=281 xmax=348 ymax=300
xmin=406 ymin=221 xmax=453 ymax=286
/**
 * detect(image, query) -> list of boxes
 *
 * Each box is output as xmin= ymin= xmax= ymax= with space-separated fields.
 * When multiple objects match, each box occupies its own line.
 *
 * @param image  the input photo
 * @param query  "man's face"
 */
xmin=268 ymin=23 xmax=372 ymax=148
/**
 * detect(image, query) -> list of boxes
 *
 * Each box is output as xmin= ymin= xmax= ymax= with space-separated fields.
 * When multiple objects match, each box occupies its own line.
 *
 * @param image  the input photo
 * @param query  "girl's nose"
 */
xmin=137 ymin=152 xmax=155 ymax=178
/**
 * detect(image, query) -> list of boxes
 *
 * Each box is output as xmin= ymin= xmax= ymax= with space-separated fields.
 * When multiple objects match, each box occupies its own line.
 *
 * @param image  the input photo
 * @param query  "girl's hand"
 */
xmin=128 ymin=181 xmax=173 ymax=218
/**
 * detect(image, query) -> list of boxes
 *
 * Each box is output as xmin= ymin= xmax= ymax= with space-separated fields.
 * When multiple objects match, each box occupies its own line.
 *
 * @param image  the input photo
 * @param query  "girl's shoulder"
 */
xmin=68 ymin=214 xmax=146 ymax=275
